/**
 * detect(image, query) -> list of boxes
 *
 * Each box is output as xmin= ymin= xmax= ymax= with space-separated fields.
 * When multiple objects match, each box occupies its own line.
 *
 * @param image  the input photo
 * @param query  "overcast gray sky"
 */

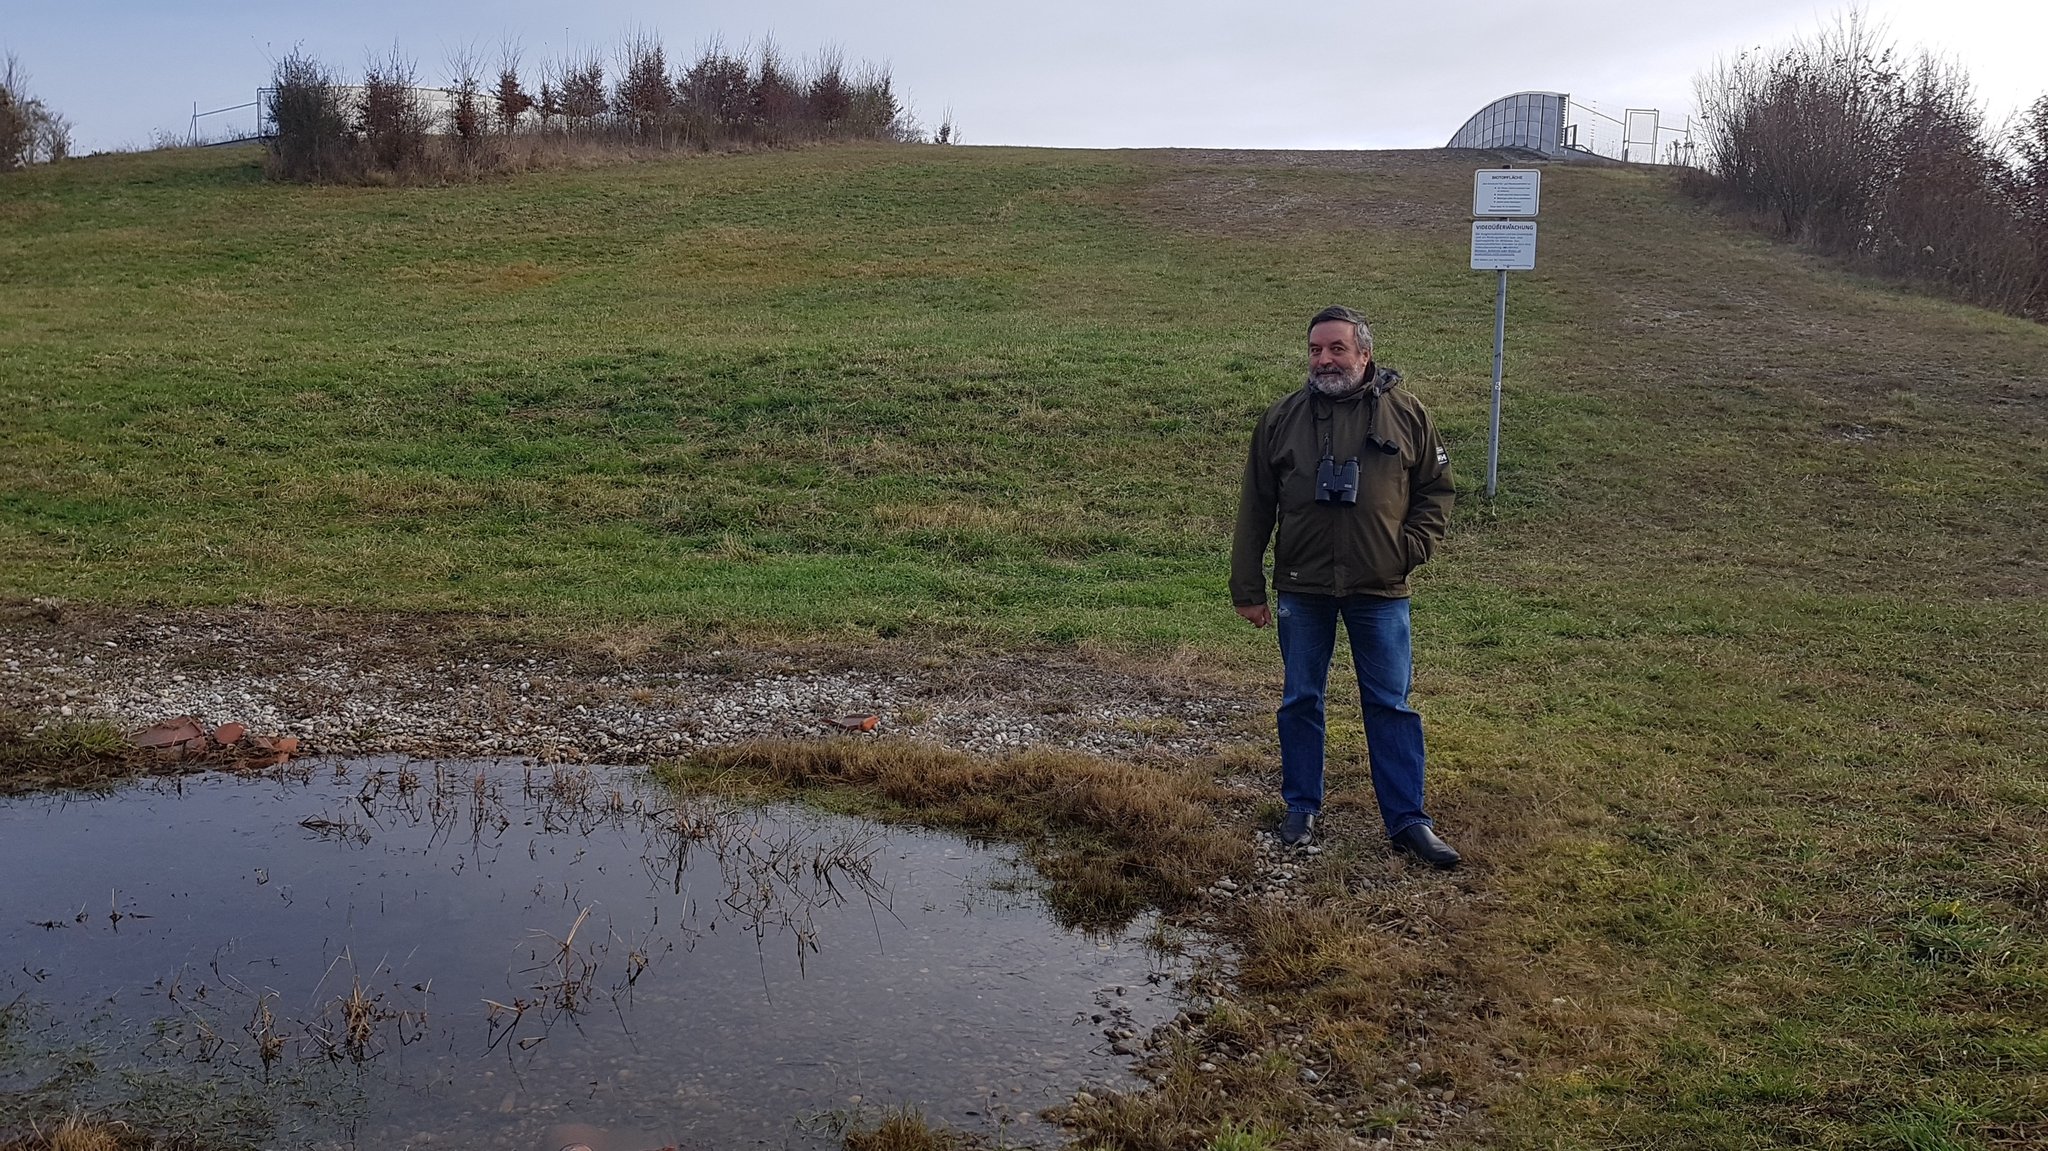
xmin=5 ymin=1 xmax=2043 ymax=156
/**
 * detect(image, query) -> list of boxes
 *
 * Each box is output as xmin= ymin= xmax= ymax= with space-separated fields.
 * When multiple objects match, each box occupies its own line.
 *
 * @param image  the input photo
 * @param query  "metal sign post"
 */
xmin=1489 ymin=267 xmax=1507 ymax=497
xmin=1470 ymin=170 xmax=1540 ymax=498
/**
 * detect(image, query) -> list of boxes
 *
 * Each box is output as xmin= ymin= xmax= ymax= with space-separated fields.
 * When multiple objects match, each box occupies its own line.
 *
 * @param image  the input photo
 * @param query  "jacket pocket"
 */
xmin=1273 ymin=513 xmax=1333 ymax=589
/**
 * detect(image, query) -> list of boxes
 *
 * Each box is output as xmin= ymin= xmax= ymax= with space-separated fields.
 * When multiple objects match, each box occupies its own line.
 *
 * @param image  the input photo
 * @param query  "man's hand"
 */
xmin=1235 ymin=603 xmax=1271 ymax=628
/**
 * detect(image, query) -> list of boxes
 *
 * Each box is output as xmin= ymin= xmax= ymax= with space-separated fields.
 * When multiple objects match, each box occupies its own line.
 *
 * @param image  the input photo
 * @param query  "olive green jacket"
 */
xmin=1230 ymin=366 xmax=1455 ymax=605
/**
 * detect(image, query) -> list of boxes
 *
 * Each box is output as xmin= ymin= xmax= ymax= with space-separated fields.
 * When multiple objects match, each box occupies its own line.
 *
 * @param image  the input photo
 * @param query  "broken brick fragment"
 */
xmin=129 ymin=717 xmax=204 ymax=749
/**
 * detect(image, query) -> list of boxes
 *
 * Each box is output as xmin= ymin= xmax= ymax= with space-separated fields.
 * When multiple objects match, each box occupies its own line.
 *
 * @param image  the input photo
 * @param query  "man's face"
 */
xmin=1308 ymin=320 xmax=1371 ymax=393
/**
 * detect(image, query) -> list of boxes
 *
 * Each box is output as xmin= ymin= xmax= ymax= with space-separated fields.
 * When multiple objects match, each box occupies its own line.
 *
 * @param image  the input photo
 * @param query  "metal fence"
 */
xmin=187 ymin=98 xmax=262 ymax=145
xmin=1565 ymin=100 xmax=1700 ymax=165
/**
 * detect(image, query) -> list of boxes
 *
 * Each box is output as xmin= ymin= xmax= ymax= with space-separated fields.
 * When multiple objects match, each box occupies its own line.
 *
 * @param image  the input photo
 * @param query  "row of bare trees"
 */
xmin=1 ymin=53 xmax=72 ymax=169
xmin=266 ymin=35 xmax=935 ymax=183
xmin=1692 ymin=14 xmax=2048 ymax=318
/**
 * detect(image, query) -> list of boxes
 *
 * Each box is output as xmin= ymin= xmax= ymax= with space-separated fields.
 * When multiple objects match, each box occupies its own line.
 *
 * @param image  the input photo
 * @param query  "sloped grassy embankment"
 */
xmin=1 ymin=143 xmax=2043 ymax=1149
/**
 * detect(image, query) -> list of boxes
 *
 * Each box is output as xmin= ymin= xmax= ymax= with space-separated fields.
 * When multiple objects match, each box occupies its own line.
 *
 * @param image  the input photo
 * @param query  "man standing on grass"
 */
xmin=1230 ymin=305 xmax=1461 ymax=867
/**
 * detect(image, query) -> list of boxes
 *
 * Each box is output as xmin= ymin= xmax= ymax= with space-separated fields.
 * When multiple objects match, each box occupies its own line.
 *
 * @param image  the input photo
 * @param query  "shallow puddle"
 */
xmin=0 ymin=760 xmax=1184 ymax=1149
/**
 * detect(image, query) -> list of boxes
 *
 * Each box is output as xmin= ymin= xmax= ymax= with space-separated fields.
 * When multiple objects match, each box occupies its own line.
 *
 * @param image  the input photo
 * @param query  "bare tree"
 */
xmin=0 ymin=53 xmax=72 ymax=168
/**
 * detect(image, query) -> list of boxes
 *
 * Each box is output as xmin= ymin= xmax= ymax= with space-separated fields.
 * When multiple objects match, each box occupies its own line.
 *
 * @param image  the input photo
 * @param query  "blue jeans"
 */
xmin=1274 ymin=591 xmax=1431 ymax=838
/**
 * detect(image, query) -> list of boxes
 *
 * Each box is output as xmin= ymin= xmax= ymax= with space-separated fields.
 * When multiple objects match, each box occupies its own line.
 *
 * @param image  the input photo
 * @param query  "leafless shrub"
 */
xmin=264 ymin=47 xmax=356 ymax=182
xmin=1693 ymin=11 xmax=2046 ymax=316
xmin=1 ymin=52 xmax=73 ymax=169
xmin=446 ymin=45 xmax=490 ymax=168
xmin=849 ymin=63 xmax=909 ymax=140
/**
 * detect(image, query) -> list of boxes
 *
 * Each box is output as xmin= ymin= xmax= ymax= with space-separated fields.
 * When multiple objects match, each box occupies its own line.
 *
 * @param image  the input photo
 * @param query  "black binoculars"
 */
xmin=1315 ymin=455 xmax=1360 ymax=505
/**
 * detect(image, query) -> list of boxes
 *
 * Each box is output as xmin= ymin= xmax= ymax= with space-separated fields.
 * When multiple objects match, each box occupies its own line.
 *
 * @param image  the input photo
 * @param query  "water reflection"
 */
xmin=0 ymin=760 xmax=1183 ymax=1149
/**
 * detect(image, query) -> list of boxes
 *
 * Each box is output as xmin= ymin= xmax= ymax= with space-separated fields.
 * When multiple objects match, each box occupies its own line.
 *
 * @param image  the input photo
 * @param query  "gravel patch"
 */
xmin=0 ymin=605 xmax=1266 ymax=765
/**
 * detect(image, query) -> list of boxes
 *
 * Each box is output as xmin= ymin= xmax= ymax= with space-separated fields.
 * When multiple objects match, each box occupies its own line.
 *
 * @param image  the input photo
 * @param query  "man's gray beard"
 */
xmin=1309 ymin=370 xmax=1367 ymax=398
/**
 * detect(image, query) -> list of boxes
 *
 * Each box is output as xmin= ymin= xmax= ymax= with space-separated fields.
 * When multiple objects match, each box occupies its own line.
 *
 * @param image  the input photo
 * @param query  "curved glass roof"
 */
xmin=1447 ymin=92 xmax=1568 ymax=156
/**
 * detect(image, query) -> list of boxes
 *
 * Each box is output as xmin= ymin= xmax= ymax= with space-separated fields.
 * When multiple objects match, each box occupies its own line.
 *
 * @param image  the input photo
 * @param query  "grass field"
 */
xmin=3 ymin=142 xmax=2045 ymax=1149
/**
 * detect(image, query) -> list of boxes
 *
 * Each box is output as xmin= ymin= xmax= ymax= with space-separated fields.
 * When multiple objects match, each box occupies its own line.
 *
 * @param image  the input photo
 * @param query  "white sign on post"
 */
xmin=1472 ymin=168 xmax=1541 ymax=500
xmin=1473 ymin=169 xmax=1540 ymax=217
xmin=1470 ymin=220 xmax=1537 ymax=270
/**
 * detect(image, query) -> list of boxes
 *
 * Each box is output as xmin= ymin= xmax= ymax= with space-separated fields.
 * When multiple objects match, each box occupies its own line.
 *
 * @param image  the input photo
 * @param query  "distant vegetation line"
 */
xmin=266 ymin=33 xmax=956 ymax=185
xmin=1690 ymin=11 xmax=2048 ymax=319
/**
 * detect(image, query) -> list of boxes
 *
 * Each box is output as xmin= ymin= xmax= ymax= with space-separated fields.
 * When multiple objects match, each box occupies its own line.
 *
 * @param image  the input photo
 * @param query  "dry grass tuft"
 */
xmin=0 ymin=711 xmax=143 ymax=794
xmin=670 ymin=739 xmax=1249 ymax=927
xmin=1 ymin=1114 xmax=139 ymax=1151
xmin=837 ymin=1108 xmax=964 ymax=1151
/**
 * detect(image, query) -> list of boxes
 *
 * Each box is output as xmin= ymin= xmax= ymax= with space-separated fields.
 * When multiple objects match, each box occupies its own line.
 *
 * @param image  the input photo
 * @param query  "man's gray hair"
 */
xmin=1308 ymin=304 xmax=1373 ymax=353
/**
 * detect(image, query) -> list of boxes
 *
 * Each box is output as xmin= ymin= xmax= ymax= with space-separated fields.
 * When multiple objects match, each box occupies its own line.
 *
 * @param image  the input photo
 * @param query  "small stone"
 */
xmin=1198 ymin=1062 xmax=1219 ymax=1073
xmin=1110 ymin=1040 xmax=1141 ymax=1057
xmin=1072 ymin=1091 xmax=1096 ymax=1106
xmin=1301 ymin=1068 xmax=1321 ymax=1083
xmin=1407 ymin=1062 xmax=1422 ymax=1074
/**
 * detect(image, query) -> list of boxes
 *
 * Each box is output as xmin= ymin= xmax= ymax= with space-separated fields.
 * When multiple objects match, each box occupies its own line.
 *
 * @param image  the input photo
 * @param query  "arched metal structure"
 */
xmin=1447 ymin=92 xmax=1569 ymax=157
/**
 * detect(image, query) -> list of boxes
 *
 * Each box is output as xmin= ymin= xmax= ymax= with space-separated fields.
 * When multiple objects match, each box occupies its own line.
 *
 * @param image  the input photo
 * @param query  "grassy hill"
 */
xmin=3 ymin=143 xmax=2045 ymax=1149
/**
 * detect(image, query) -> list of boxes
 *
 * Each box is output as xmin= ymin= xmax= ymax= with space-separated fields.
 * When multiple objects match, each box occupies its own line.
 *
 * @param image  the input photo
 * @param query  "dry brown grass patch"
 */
xmin=1 ymin=1114 xmax=141 ymax=1151
xmin=837 ymin=1108 xmax=965 ymax=1151
xmin=670 ymin=739 xmax=1249 ymax=927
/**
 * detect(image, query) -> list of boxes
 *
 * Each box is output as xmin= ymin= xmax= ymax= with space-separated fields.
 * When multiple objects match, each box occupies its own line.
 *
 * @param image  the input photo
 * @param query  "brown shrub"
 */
xmin=357 ymin=46 xmax=432 ymax=175
xmin=1692 ymin=12 xmax=2046 ymax=317
xmin=264 ymin=48 xmax=355 ymax=181
xmin=445 ymin=46 xmax=489 ymax=168
xmin=492 ymin=64 xmax=533 ymax=134
xmin=1 ymin=52 xmax=73 ymax=169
